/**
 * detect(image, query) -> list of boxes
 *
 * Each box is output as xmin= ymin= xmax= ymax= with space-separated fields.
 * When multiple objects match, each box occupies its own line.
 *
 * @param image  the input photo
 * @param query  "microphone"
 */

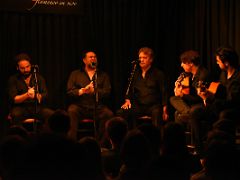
xmin=32 ymin=64 xmax=39 ymax=68
xmin=31 ymin=64 xmax=39 ymax=72
xmin=91 ymin=62 xmax=97 ymax=68
xmin=131 ymin=59 xmax=140 ymax=64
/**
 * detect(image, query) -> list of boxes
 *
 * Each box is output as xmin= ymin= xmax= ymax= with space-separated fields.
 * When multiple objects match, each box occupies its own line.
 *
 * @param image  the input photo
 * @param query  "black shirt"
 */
xmin=127 ymin=66 xmax=168 ymax=107
xmin=8 ymin=73 xmax=48 ymax=107
xmin=182 ymin=65 xmax=210 ymax=105
xmin=67 ymin=69 xmax=111 ymax=109
xmin=219 ymin=67 xmax=240 ymax=108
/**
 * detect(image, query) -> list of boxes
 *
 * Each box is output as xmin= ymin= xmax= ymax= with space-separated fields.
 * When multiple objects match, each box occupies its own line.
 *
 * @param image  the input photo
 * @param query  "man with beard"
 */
xmin=67 ymin=50 xmax=113 ymax=141
xmin=7 ymin=53 xmax=53 ymax=127
xmin=190 ymin=46 xmax=240 ymax=156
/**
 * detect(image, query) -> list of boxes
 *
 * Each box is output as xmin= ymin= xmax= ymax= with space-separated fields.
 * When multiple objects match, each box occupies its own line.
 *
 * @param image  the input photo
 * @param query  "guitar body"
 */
xmin=181 ymin=87 xmax=190 ymax=95
xmin=181 ymin=76 xmax=190 ymax=87
xmin=197 ymin=81 xmax=220 ymax=95
xmin=208 ymin=82 xmax=220 ymax=94
xmin=181 ymin=76 xmax=190 ymax=94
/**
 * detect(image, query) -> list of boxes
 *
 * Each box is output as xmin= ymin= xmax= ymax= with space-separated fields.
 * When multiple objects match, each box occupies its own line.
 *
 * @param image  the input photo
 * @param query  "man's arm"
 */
xmin=14 ymin=92 xmax=30 ymax=104
xmin=8 ymin=75 xmax=31 ymax=104
xmin=67 ymin=71 xmax=81 ymax=97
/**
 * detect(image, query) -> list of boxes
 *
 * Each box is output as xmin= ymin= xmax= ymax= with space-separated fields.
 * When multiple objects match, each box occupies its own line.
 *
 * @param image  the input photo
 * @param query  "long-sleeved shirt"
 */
xmin=204 ymin=67 xmax=240 ymax=111
xmin=67 ymin=69 xmax=111 ymax=109
xmin=8 ymin=73 xmax=48 ymax=107
xmin=126 ymin=66 xmax=168 ymax=107
xmin=182 ymin=65 xmax=210 ymax=105
xmin=218 ymin=67 xmax=240 ymax=108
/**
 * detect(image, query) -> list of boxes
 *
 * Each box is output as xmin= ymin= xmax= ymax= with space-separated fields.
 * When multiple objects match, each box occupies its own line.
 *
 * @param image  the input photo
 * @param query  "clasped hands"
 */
xmin=27 ymin=87 xmax=35 ymax=98
xmin=79 ymin=81 xmax=94 ymax=95
xmin=27 ymin=87 xmax=41 ymax=103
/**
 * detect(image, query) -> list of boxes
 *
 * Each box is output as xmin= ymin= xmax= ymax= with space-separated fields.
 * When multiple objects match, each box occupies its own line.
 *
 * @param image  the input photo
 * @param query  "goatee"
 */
xmin=23 ymin=73 xmax=31 ymax=79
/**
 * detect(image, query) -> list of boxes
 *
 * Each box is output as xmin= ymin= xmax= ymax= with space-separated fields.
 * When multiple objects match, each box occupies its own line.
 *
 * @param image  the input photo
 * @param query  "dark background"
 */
xmin=1 ymin=0 xmax=240 ymax=135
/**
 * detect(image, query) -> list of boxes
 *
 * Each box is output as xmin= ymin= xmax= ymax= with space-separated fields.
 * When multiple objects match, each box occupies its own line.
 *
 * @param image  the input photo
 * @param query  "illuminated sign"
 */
xmin=0 ymin=0 xmax=83 ymax=14
xmin=29 ymin=0 xmax=78 ymax=10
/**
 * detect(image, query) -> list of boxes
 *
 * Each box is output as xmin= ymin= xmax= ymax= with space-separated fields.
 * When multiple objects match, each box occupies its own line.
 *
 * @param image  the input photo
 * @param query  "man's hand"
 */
xmin=79 ymin=81 xmax=94 ymax=95
xmin=121 ymin=99 xmax=131 ymax=109
xmin=36 ymin=93 xmax=42 ymax=103
xmin=162 ymin=105 xmax=169 ymax=121
xmin=84 ymin=81 xmax=94 ymax=94
xmin=27 ymin=87 xmax=35 ymax=99
xmin=174 ymin=86 xmax=183 ymax=97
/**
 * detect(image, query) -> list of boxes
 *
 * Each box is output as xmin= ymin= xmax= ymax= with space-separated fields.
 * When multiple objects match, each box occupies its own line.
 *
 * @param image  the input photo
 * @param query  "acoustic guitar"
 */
xmin=196 ymin=81 xmax=220 ymax=95
xmin=174 ymin=72 xmax=191 ymax=95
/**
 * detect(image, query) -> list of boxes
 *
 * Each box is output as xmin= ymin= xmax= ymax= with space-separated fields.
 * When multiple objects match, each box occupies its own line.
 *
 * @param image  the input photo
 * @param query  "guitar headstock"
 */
xmin=176 ymin=72 xmax=190 ymax=83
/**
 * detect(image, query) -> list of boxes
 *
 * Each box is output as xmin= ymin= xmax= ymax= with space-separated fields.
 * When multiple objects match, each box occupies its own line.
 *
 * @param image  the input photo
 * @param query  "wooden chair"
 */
xmin=7 ymin=114 xmax=41 ymax=132
xmin=135 ymin=116 xmax=153 ymax=128
xmin=174 ymin=111 xmax=195 ymax=150
xmin=77 ymin=119 xmax=95 ymax=139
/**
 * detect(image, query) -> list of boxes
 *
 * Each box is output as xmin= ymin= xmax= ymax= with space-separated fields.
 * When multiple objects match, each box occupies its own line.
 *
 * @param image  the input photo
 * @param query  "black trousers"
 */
xmin=170 ymin=96 xmax=191 ymax=115
xmin=189 ymin=104 xmax=218 ymax=155
xmin=10 ymin=105 xmax=54 ymax=129
xmin=67 ymin=104 xmax=114 ymax=141
xmin=116 ymin=103 xmax=163 ymax=129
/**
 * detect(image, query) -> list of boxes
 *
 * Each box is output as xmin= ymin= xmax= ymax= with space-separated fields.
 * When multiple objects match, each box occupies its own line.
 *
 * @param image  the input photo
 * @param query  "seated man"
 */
xmin=117 ymin=47 xmax=169 ymax=128
xmin=67 ymin=50 xmax=114 ymax=141
xmin=7 ymin=53 xmax=54 ymax=129
xmin=170 ymin=50 xmax=210 ymax=124
xmin=191 ymin=46 xmax=240 ymax=155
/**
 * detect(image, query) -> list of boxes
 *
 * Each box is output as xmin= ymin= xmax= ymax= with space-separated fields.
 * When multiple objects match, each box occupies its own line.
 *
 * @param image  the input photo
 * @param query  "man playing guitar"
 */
xmin=190 ymin=46 xmax=240 ymax=156
xmin=170 ymin=50 xmax=210 ymax=123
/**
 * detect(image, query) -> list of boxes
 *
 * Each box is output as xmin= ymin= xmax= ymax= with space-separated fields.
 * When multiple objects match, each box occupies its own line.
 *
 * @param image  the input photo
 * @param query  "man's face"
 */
xmin=139 ymin=52 xmax=152 ymax=69
xmin=17 ymin=60 xmax=32 ymax=77
xmin=216 ymin=55 xmax=225 ymax=70
xmin=181 ymin=62 xmax=192 ymax=73
xmin=83 ymin=52 xmax=97 ymax=69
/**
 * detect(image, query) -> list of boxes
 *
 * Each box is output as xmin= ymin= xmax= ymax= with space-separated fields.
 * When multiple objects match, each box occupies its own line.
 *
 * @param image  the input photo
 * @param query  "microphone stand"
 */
xmin=125 ymin=61 xmax=138 ymax=96
xmin=124 ymin=61 xmax=138 ymax=128
xmin=32 ymin=66 xmax=39 ymax=133
xmin=93 ymin=69 xmax=98 ymax=138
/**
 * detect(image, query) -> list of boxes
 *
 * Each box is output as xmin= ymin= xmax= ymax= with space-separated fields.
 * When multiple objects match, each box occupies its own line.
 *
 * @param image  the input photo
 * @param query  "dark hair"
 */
xmin=216 ymin=47 xmax=239 ymax=68
xmin=106 ymin=116 xmax=128 ymax=145
xmin=48 ymin=109 xmax=70 ymax=134
xmin=15 ymin=53 xmax=31 ymax=66
xmin=180 ymin=50 xmax=200 ymax=66
xmin=81 ymin=49 xmax=96 ymax=59
xmin=205 ymin=130 xmax=236 ymax=174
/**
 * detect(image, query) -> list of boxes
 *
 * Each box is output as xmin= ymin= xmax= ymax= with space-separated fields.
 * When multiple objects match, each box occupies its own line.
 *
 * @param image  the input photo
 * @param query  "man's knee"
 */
xmin=170 ymin=96 xmax=178 ymax=105
xmin=67 ymin=104 xmax=79 ymax=114
xmin=10 ymin=108 xmax=25 ymax=120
